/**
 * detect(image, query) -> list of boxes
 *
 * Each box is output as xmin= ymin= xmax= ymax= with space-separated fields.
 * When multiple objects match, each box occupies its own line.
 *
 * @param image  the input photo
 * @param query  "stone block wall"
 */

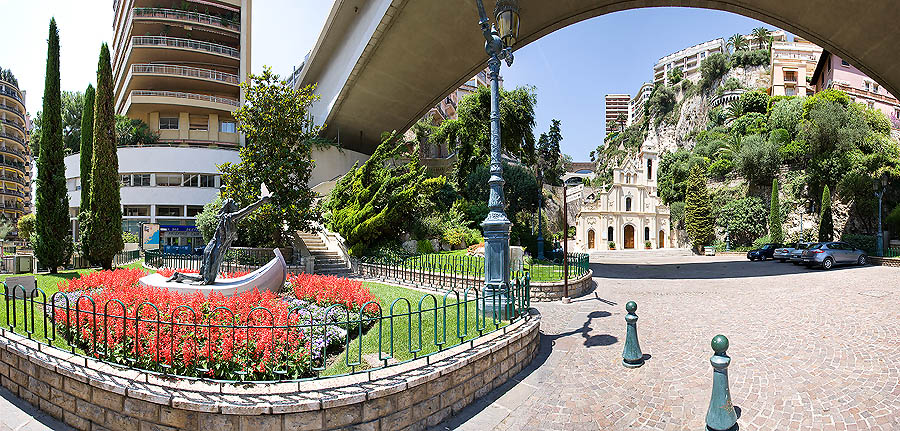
xmin=528 ymin=270 xmax=594 ymax=302
xmin=0 ymin=310 xmax=540 ymax=431
xmin=870 ymin=257 xmax=900 ymax=267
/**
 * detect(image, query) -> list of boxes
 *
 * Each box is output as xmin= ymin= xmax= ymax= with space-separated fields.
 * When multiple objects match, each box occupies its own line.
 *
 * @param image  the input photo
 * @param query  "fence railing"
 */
xmin=144 ymin=248 xmax=296 ymax=274
xmin=1 ymin=274 xmax=530 ymax=382
xmin=130 ymin=36 xmax=240 ymax=58
xmin=130 ymin=90 xmax=240 ymax=107
xmin=132 ymin=7 xmax=241 ymax=31
xmin=34 ymin=249 xmax=142 ymax=273
xmin=884 ymin=247 xmax=900 ymax=258
xmin=132 ymin=64 xmax=239 ymax=85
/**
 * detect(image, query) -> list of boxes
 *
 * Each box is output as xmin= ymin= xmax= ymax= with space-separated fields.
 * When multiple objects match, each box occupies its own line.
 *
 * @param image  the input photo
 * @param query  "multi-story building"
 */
xmin=63 ymin=0 xmax=251 ymax=247
xmin=629 ymin=82 xmax=654 ymax=125
xmin=811 ymin=51 xmax=900 ymax=129
xmin=743 ymin=29 xmax=786 ymax=51
xmin=769 ymin=36 xmax=822 ymax=97
xmin=653 ymin=38 xmax=726 ymax=86
xmin=0 ymin=71 xmax=32 ymax=233
xmin=605 ymin=94 xmax=630 ymax=134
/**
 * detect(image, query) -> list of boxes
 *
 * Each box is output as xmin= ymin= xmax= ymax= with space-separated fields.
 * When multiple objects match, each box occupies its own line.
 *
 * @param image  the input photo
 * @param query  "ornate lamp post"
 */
xmin=874 ymin=174 xmax=888 ymax=257
xmin=475 ymin=0 xmax=520 ymax=317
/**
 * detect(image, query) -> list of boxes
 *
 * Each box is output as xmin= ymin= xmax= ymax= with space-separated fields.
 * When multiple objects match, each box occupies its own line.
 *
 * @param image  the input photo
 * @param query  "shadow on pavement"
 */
xmin=589 ymin=260 xmax=870 ymax=280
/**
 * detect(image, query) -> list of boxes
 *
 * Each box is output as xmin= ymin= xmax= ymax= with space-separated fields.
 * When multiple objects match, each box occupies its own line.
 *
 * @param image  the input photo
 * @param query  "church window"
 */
xmin=626 ymin=197 xmax=632 ymax=212
xmin=647 ymin=159 xmax=653 ymax=180
xmin=607 ymin=226 xmax=614 ymax=241
xmin=645 ymin=227 xmax=650 ymax=242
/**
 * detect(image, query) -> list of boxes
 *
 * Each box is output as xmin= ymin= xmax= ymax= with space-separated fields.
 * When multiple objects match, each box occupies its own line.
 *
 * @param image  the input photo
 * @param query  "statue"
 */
xmin=168 ymin=188 xmax=271 ymax=285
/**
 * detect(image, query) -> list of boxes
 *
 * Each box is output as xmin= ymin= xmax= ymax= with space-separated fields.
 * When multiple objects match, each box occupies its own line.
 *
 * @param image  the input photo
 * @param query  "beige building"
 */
xmin=653 ymin=38 xmax=726 ymax=86
xmin=605 ymin=94 xmax=630 ymax=134
xmin=769 ymin=36 xmax=822 ymax=97
xmin=575 ymin=142 xmax=672 ymax=251
xmin=0 ymin=73 xmax=31 ymax=229
xmin=629 ymin=82 xmax=653 ymax=125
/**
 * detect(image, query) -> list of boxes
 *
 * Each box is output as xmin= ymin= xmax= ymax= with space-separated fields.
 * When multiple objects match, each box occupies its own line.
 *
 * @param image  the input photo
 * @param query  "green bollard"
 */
xmin=621 ymin=301 xmax=644 ymax=368
xmin=705 ymin=334 xmax=738 ymax=431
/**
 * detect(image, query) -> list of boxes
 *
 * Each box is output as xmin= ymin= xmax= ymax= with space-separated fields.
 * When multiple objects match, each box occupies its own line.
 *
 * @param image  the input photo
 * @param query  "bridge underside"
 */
xmin=299 ymin=0 xmax=900 ymax=154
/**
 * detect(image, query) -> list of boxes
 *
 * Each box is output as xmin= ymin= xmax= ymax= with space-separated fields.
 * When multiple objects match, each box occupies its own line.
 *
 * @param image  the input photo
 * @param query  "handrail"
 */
xmin=131 ymin=35 xmax=239 ymax=58
xmin=130 ymin=90 xmax=240 ymax=107
xmin=132 ymin=64 xmax=239 ymax=85
xmin=133 ymin=7 xmax=240 ymax=31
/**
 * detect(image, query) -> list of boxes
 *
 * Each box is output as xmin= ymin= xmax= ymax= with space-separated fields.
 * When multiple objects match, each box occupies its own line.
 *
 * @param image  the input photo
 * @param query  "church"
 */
xmin=574 ymin=142 xmax=674 ymax=251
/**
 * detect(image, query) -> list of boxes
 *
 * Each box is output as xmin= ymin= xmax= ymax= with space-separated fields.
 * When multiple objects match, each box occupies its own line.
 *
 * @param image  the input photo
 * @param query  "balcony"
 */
xmin=0 ymin=132 xmax=25 ymax=147
xmin=0 ymin=188 xmax=24 ymax=199
xmin=0 ymin=160 xmax=27 ymax=172
xmin=126 ymin=90 xmax=240 ymax=114
xmin=131 ymin=64 xmax=239 ymax=85
xmin=131 ymin=36 xmax=239 ymax=58
xmin=0 ymin=118 xmax=26 ymax=136
xmin=0 ymin=146 xmax=27 ymax=161
xmin=0 ymin=104 xmax=25 ymax=120
xmin=0 ymin=88 xmax=24 ymax=106
xmin=133 ymin=8 xmax=240 ymax=32
xmin=0 ymin=175 xmax=25 ymax=187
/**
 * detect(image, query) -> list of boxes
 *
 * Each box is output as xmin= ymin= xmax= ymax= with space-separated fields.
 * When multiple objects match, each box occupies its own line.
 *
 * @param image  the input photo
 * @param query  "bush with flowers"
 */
xmin=53 ymin=269 xmax=380 ymax=381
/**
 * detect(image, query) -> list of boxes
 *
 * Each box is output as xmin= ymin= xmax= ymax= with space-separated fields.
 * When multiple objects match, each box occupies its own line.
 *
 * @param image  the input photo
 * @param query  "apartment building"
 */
xmin=811 ymin=51 xmax=900 ymax=129
xmin=605 ymin=94 xmax=631 ymax=134
xmin=770 ymin=36 xmax=822 ymax=97
xmin=63 ymin=0 xmax=251 ymax=246
xmin=629 ymin=82 xmax=654 ymax=125
xmin=743 ymin=29 xmax=786 ymax=50
xmin=653 ymin=38 xmax=726 ymax=86
xmin=0 ymin=71 xmax=32 ymax=235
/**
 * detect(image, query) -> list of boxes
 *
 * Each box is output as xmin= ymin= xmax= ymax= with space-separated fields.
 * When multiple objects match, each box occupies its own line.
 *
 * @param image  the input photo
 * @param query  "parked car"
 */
xmin=773 ymin=242 xmax=803 ymax=262
xmin=747 ymin=243 xmax=783 ymax=261
xmin=800 ymin=242 xmax=868 ymax=269
xmin=788 ymin=242 xmax=815 ymax=265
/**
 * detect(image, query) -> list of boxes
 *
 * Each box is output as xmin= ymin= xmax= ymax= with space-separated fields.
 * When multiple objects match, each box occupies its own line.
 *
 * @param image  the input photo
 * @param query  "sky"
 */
xmin=2 ymin=1 xmax=777 ymax=160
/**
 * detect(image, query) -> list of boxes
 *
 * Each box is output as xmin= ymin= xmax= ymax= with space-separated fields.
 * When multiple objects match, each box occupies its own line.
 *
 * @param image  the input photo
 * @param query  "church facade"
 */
xmin=574 ymin=143 xmax=674 ymax=251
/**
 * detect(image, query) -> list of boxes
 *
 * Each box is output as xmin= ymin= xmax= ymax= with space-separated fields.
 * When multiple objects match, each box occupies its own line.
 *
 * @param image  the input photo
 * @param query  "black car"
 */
xmin=747 ymin=243 xmax=783 ymax=261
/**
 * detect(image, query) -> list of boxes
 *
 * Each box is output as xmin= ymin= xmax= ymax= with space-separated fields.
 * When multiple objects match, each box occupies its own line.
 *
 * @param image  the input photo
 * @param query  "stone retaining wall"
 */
xmin=870 ymin=256 xmax=900 ymax=267
xmin=529 ymin=270 xmax=593 ymax=302
xmin=0 ymin=312 xmax=540 ymax=431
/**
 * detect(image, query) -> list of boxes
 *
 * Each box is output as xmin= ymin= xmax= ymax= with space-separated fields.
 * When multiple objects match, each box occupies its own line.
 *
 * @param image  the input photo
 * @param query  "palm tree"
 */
xmin=751 ymin=27 xmax=772 ymax=50
xmin=725 ymin=100 xmax=744 ymax=123
xmin=716 ymin=134 xmax=743 ymax=160
xmin=727 ymin=33 xmax=747 ymax=53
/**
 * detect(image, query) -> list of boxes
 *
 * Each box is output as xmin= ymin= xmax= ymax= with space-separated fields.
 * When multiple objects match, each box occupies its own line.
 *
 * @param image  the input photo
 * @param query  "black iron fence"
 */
xmin=144 ymin=248 xmax=295 ymax=274
xmin=34 ymin=249 xmax=142 ymax=273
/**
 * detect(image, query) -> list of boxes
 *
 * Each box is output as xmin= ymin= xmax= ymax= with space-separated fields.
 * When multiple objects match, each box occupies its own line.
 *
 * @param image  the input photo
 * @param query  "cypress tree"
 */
xmin=818 ymin=185 xmax=833 ymax=242
xmin=78 ymin=84 xmax=96 ymax=262
xmin=684 ymin=164 xmax=714 ymax=251
xmin=769 ymin=178 xmax=783 ymax=244
xmin=34 ymin=19 xmax=73 ymax=273
xmin=84 ymin=43 xmax=123 ymax=269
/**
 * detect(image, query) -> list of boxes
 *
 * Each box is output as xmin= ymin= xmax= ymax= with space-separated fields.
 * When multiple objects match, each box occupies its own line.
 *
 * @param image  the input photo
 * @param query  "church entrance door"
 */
xmin=658 ymin=230 xmax=665 ymax=249
xmin=588 ymin=230 xmax=595 ymax=249
xmin=624 ymin=225 xmax=635 ymax=249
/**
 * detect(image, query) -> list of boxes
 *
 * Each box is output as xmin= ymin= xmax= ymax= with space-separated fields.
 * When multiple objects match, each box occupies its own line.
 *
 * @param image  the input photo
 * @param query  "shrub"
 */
xmin=648 ymin=85 xmax=677 ymax=118
xmin=735 ymin=135 xmax=780 ymax=185
xmin=753 ymin=234 xmax=772 ymax=249
xmin=887 ymin=204 xmax=900 ymax=234
xmin=819 ymin=185 xmax=834 ymax=241
xmin=730 ymin=112 xmax=768 ymax=136
xmin=718 ymin=196 xmax=767 ymax=247
xmin=769 ymin=179 xmax=784 ymax=244
xmin=769 ymin=97 xmax=804 ymax=137
xmin=840 ymin=234 xmax=876 ymax=253
xmin=416 ymin=239 xmax=435 ymax=254
xmin=441 ymin=227 xmax=468 ymax=249
xmin=778 ymin=140 xmax=808 ymax=163
xmin=731 ymin=49 xmax=770 ymax=67
xmin=708 ymin=158 xmax=735 ymax=179
xmin=122 ymin=231 xmax=139 ymax=243
xmin=685 ymin=165 xmax=715 ymax=249
xmin=739 ymin=90 xmax=769 ymax=115
xmin=699 ymin=53 xmax=729 ymax=89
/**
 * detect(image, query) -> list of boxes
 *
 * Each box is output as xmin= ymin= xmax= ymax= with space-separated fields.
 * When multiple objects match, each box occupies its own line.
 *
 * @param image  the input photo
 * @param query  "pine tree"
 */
xmin=769 ymin=178 xmax=783 ymax=244
xmin=818 ymin=185 xmax=833 ymax=242
xmin=685 ymin=164 xmax=714 ymax=251
xmin=78 ymin=84 xmax=95 ymax=262
xmin=84 ymin=44 xmax=123 ymax=269
xmin=34 ymin=19 xmax=73 ymax=273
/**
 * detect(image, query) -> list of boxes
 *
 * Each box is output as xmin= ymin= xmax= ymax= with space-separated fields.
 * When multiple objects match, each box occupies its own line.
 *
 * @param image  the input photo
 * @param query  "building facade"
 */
xmin=574 ymin=142 xmax=672 ymax=252
xmin=811 ymin=51 xmax=900 ymax=129
xmin=64 ymin=0 xmax=251 ymax=246
xmin=653 ymin=38 xmax=726 ymax=86
xmin=605 ymin=94 xmax=630 ymax=134
xmin=769 ymin=36 xmax=822 ymax=97
xmin=629 ymin=82 xmax=654 ymax=125
xmin=0 ymin=72 xmax=32 ymax=234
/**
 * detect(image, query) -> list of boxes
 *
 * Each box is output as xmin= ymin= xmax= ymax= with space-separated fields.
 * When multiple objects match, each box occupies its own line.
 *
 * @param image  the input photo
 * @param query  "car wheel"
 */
xmin=792 ymin=262 xmax=800 ymax=266
xmin=760 ymin=255 xmax=766 ymax=261
xmin=858 ymin=255 xmax=867 ymax=266
xmin=822 ymin=257 xmax=834 ymax=270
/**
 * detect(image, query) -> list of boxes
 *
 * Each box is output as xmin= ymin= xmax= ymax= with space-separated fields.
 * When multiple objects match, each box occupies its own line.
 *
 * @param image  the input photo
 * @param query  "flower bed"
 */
xmin=52 ymin=269 xmax=378 ymax=381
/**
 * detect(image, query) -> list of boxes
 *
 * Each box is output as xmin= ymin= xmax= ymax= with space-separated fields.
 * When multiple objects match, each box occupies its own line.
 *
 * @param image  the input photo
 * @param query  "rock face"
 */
xmin=402 ymin=240 xmax=417 ymax=254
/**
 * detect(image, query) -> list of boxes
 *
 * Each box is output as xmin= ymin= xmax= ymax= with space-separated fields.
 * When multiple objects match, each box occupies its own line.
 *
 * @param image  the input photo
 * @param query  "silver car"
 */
xmin=800 ymin=242 xmax=868 ymax=270
xmin=774 ymin=242 xmax=803 ymax=262
xmin=788 ymin=242 xmax=815 ymax=265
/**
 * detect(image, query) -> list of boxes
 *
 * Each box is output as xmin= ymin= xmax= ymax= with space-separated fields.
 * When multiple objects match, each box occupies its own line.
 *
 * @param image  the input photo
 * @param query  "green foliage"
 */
xmin=708 ymin=158 xmax=734 ymax=179
xmin=730 ymin=49 xmax=770 ymax=67
xmin=122 ymin=231 xmax=139 ymax=243
xmin=79 ymin=85 xmax=95 ymax=212
xmin=862 ymin=106 xmax=892 ymax=136
xmin=739 ymin=90 xmax=769 ymax=115
xmin=83 ymin=43 xmax=123 ymax=270
xmin=777 ymin=140 xmax=808 ymax=164
xmin=699 ymin=53 xmax=729 ymax=90
xmin=669 ymin=201 xmax=685 ymax=229
xmin=196 ymin=197 xmax=222 ymax=243
xmin=115 ymin=115 xmax=159 ymax=147
xmin=730 ymin=112 xmax=768 ymax=136
xmin=752 ymin=234 xmax=772 ymax=249
xmin=685 ymin=165 xmax=715 ymax=249
xmin=17 ymin=214 xmax=35 ymax=244
xmin=718 ymin=196 xmax=766 ymax=247
xmin=768 ymin=97 xmax=804 ymax=137
xmin=667 ymin=67 xmax=683 ymax=84
xmin=430 ymin=85 xmax=537 ymax=188
xmin=224 ymin=67 xmax=327 ymax=246
xmin=887 ymin=204 xmax=900 ymax=234
xmin=657 ymin=150 xmax=702 ymax=204
xmin=840 ymin=233 xmax=876 ymax=253
xmin=818 ymin=185 xmax=833 ymax=241
xmin=463 ymin=163 xmax=538 ymax=248
xmin=647 ymin=85 xmax=676 ymax=119
xmin=0 ymin=68 xmax=18 ymax=87
xmin=769 ymin=178 xmax=784 ymax=244
xmin=326 ymin=133 xmax=446 ymax=256
xmin=735 ymin=134 xmax=779 ymax=186
xmin=416 ymin=239 xmax=435 ymax=254
xmin=34 ymin=19 xmax=73 ymax=273
xmin=726 ymin=33 xmax=748 ymax=52
xmin=536 ymin=119 xmax=565 ymax=187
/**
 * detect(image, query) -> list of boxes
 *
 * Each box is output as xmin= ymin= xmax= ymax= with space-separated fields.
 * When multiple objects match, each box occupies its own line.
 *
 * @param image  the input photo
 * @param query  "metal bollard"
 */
xmin=621 ymin=301 xmax=644 ymax=368
xmin=705 ymin=334 xmax=738 ymax=431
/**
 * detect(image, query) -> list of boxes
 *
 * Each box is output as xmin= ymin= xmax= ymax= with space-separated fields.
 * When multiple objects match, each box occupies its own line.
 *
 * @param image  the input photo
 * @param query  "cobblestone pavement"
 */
xmin=436 ymin=255 xmax=900 ymax=431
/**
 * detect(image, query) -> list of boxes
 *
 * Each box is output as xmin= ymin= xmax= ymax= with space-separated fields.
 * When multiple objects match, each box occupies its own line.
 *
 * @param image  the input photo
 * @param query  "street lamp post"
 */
xmin=874 ymin=175 xmax=888 ymax=257
xmin=475 ymin=0 xmax=520 ymax=318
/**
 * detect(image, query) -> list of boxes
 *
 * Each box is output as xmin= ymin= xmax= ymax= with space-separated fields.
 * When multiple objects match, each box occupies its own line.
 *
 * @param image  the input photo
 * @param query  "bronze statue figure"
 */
xmin=168 ymin=192 xmax=271 ymax=285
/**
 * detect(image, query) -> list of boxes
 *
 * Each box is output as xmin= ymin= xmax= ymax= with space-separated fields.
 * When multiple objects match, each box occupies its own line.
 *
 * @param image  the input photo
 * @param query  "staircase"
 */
xmin=297 ymin=232 xmax=351 ymax=275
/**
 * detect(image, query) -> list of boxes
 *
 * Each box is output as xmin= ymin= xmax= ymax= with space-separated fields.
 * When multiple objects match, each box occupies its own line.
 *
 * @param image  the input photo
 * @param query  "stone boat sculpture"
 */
xmin=139 ymin=248 xmax=287 ymax=296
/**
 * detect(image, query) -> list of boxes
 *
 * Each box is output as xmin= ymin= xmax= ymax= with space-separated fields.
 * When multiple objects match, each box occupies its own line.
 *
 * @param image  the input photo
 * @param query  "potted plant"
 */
xmin=608 ymin=241 xmax=616 ymax=250
xmin=644 ymin=240 xmax=652 ymax=249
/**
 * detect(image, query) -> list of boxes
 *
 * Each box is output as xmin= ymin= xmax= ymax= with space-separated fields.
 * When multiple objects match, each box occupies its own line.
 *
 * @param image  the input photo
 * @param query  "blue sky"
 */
xmin=3 ymin=2 xmax=776 ymax=160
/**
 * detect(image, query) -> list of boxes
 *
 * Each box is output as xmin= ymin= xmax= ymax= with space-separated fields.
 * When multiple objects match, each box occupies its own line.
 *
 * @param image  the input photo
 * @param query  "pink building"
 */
xmin=811 ymin=51 xmax=900 ymax=129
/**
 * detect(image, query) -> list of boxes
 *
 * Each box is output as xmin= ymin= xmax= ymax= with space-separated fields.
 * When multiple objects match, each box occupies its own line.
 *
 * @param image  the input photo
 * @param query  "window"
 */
xmin=156 ymin=206 xmax=183 ymax=217
xmin=182 ymin=174 xmax=199 ymax=187
xmin=868 ymin=101 xmax=875 ymax=109
xmin=647 ymin=160 xmax=653 ymax=180
xmin=644 ymin=227 xmax=650 ymax=242
xmin=199 ymin=174 xmax=216 ymax=188
xmin=865 ymin=82 xmax=870 ymax=91
xmin=189 ymin=115 xmax=209 ymax=131
xmin=156 ymin=174 xmax=182 ymax=187
xmin=841 ymin=59 xmax=850 ymax=67
xmin=607 ymin=226 xmax=614 ymax=242
xmin=874 ymin=83 xmax=879 ymax=92
xmin=159 ymin=117 xmax=179 ymax=130
xmin=121 ymin=174 xmax=150 ymax=187
xmin=625 ymin=197 xmax=632 ymax=212
xmin=120 ymin=175 xmax=131 ymax=187
xmin=123 ymin=206 xmax=150 ymax=217
xmin=186 ymin=206 xmax=204 ymax=217
xmin=219 ymin=121 xmax=237 ymax=134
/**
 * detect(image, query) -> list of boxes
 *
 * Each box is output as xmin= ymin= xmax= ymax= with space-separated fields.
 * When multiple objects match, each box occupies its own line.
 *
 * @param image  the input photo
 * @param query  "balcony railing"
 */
xmin=0 ymin=188 xmax=24 ymax=199
xmin=0 ymin=160 xmax=27 ymax=172
xmin=0 ymin=104 xmax=24 ymax=119
xmin=0 ymin=175 xmax=25 ymax=186
xmin=132 ymin=64 xmax=239 ymax=85
xmin=133 ymin=8 xmax=240 ymax=31
xmin=130 ymin=90 xmax=240 ymax=107
xmin=0 ymin=146 xmax=27 ymax=160
xmin=0 ymin=132 xmax=25 ymax=147
xmin=0 ymin=119 xmax=26 ymax=136
xmin=131 ymin=36 xmax=239 ymax=58
xmin=0 ymin=88 xmax=23 ymax=105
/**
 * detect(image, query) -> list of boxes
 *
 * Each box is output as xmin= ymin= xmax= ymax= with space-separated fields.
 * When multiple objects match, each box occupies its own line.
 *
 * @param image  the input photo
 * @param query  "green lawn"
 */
xmin=324 ymin=282 xmax=510 ymax=376
xmin=391 ymin=253 xmax=585 ymax=283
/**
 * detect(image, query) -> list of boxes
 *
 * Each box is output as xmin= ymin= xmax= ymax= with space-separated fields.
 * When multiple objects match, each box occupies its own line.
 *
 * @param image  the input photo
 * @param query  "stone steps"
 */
xmin=298 ymin=231 xmax=351 ymax=275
